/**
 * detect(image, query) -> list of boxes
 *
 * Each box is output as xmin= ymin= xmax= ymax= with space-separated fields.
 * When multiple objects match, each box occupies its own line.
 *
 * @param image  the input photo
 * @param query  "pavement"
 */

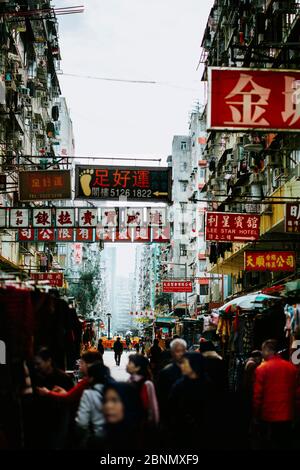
xmin=102 ymin=350 xmax=130 ymax=381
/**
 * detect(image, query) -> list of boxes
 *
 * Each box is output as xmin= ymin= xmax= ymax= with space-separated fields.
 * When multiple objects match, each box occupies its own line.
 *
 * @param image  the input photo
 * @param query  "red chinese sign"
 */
xmin=162 ymin=280 xmax=193 ymax=293
xmin=285 ymin=203 xmax=300 ymax=233
xmin=37 ymin=228 xmax=55 ymax=241
xmin=208 ymin=67 xmax=300 ymax=131
xmin=205 ymin=212 xmax=260 ymax=242
xmin=19 ymin=170 xmax=71 ymax=201
xmin=76 ymin=228 xmax=93 ymax=242
xmin=18 ymin=228 xmax=35 ymax=241
xmin=244 ymin=251 xmax=296 ymax=272
xmin=31 ymin=272 xmax=64 ymax=287
xmin=57 ymin=228 xmax=74 ymax=241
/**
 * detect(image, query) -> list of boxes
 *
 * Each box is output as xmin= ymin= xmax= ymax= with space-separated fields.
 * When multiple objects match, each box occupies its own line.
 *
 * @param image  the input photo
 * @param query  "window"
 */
xmin=180 ymin=162 xmax=188 ymax=172
xmin=181 ymin=141 xmax=187 ymax=150
xmin=180 ymin=244 xmax=187 ymax=256
xmin=181 ymin=181 xmax=188 ymax=192
xmin=200 ymin=284 xmax=209 ymax=296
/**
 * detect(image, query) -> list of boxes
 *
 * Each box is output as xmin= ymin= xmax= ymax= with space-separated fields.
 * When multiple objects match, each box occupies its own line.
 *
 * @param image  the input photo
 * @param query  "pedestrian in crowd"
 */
xmin=242 ymin=350 xmax=263 ymax=447
xmin=156 ymin=338 xmax=187 ymax=418
xmin=36 ymin=351 xmax=104 ymax=405
xmin=159 ymin=339 xmax=172 ymax=370
xmin=35 ymin=350 xmax=105 ymax=449
xmin=28 ymin=347 xmax=74 ymax=449
xmin=102 ymin=382 xmax=145 ymax=451
xmin=140 ymin=339 xmax=145 ymax=356
xmin=135 ymin=340 xmax=140 ymax=353
xmin=97 ymin=339 xmax=105 ymax=356
xmin=167 ymin=352 xmax=213 ymax=450
xmin=33 ymin=347 xmax=74 ymax=391
xmin=126 ymin=354 xmax=160 ymax=427
xmin=148 ymin=339 xmax=162 ymax=378
xmin=75 ymin=361 xmax=111 ymax=449
xmin=252 ymin=339 xmax=298 ymax=450
xmin=126 ymin=336 xmax=132 ymax=351
xmin=199 ymin=340 xmax=226 ymax=391
xmin=144 ymin=337 xmax=152 ymax=357
xmin=113 ymin=337 xmax=124 ymax=366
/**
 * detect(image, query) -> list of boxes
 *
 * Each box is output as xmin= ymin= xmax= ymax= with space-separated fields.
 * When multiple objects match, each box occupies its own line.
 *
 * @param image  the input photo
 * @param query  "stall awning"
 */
xmin=0 ymin=254 xmax=25 ymax=274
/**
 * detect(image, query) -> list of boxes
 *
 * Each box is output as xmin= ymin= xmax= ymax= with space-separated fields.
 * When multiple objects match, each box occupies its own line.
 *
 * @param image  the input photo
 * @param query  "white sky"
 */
xmin=56 ymin=0 xmax=213 ymax=274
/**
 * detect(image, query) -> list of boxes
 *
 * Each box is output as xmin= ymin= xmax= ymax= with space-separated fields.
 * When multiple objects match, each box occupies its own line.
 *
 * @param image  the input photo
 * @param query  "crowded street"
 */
xmin=1 ymin=0 xmax=300 ymax=458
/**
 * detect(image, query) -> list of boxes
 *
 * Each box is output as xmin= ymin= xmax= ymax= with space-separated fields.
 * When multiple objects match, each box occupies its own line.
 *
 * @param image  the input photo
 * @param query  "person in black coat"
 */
xmin=167 ymin=352 xmax=214 ymax=451
xmin=156 ymin=338 xmax=187 ymax=419
xmin=113 ymin=337 xmax=123 ymax=366
xmin=97 ymin=339 xmax=105 ymax=356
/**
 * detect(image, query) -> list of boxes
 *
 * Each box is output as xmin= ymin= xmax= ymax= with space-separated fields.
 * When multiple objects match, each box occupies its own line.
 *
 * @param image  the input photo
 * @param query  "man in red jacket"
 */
xmin=253 ymin=339 xmax=297 ymax=450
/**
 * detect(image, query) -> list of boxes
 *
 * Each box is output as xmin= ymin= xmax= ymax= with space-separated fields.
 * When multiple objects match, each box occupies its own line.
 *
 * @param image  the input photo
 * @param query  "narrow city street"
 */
xmin=103 ymin=350 xmax=130 ymax=382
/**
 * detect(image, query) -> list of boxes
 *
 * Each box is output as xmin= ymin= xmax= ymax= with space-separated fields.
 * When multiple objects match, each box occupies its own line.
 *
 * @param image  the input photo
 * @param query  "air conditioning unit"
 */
xmin=266 ymin=154 xmax=281 ymax=167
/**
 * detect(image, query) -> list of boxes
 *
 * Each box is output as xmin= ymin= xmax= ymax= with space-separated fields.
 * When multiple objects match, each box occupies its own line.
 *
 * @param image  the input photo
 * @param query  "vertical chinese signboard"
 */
xmin=205 ymin=212 xmax=260 ymax=242
xmin=285 ymin=203 xmax=300 ymax=233
xmin=162 ymin=281 xmax=193 ymax=293
xmin=19 ymin=170 xmax=71 ymax=201
xmin=208 ymin=67 xmax=300 ymax=131
xmin=75 ymin=166 xmax=172 ymax=202
xmin=244 ymin=251 xmax=295 ymax=272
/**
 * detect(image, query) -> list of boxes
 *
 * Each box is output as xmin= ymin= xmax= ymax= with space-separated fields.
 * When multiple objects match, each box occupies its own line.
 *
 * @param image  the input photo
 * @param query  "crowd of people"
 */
xmin=19 ymin=336 xmax=300 ymax=451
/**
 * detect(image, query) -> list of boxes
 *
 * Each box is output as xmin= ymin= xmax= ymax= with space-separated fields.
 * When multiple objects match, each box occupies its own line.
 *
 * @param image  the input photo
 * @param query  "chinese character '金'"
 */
xmin=132 ymin=170 xmax=150 ymax=188
xmin=225 ymin=73 xmax=271 ymax=126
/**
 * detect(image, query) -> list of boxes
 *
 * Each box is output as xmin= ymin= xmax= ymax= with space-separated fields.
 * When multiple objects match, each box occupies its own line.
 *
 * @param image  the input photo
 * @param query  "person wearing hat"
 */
xmin=167 ymin=352 xmax=213 ymax=450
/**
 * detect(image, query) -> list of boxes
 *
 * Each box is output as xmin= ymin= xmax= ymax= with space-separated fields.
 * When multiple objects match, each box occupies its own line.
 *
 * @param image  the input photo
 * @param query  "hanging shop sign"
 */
xmin=73 ymin=243 xmax=83 ymax=264
xmin=162 ymin=280 xmax=193 ymax=293
xmin=285 ymin=203 xmax=300 ymax=233
xmin=245 ymin=251 xmax=296 ymax=272
xmin=16 ymin=226 xmax=170 ymax=243
xmin=31 ymin=272 xmax=64 ymax=287
xmin=19 ymin=170 xmax=71 ymax=201
xmin=208 ymin=67 xmax=300 ymax=131
xmin=205 ymin=212 xmax=260 ymax=242
xmin=74 ymin=165 xmax=172 ymax=202
xmin=0 ymin=207 xmax=168 ymax=228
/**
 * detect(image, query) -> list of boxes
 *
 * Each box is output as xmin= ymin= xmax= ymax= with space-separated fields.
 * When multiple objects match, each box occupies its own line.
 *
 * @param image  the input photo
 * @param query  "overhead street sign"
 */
xmin=74 ymin=165 xmax=172 ymax=203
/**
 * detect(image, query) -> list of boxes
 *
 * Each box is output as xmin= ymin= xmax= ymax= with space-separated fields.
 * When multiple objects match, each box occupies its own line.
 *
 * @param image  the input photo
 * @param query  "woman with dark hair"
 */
xmin=102 ymin=382 xmax=145 ymax=450
xmin=126 ymin=354 xmax=159 ymax=426
xmin=167 ymin=352 xmax=213 ymax=450
xmin=75 ymin=361 xmax=111 ymax=448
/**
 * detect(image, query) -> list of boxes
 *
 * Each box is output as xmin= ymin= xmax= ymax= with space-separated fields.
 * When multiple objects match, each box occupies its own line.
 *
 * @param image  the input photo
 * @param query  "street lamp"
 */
xmin=106 ymin=313 xmax=112 ymax=340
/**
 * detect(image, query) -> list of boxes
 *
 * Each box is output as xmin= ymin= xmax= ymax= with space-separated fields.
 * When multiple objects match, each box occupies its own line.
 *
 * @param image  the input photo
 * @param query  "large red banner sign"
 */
xmin=205 ymin=212 xmax=260 ymax=242
xmin=244 ymin=251 xmax=295 ymax=272
xmin=162 ymin=280 xmax=193 ymax=293
xmin=31 ymin=272 xmax=64 ymax=287
xmin=285 ymin=203 xmax=300 ymax=233
xmin=208 ymin=67 xmax=300 ymax=131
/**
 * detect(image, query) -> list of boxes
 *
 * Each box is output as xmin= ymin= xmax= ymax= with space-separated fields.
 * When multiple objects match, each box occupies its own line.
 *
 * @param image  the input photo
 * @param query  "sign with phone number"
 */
xmin=75 ymin=165 xmax=172 ymax=202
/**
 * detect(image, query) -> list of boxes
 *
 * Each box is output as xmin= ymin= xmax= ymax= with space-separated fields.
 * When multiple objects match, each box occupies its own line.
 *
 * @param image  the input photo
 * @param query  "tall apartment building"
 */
xmin=200 ymin=0 xmax=300 ymax=298
xmin=0 ymin=0 xmax=74 ymax=275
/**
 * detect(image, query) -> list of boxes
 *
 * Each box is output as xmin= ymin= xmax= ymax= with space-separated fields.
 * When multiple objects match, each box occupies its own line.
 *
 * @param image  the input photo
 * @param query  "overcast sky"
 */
xmin=56 ymin=0 xmax=213 ymax=273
